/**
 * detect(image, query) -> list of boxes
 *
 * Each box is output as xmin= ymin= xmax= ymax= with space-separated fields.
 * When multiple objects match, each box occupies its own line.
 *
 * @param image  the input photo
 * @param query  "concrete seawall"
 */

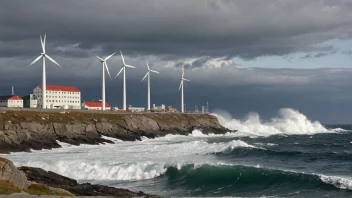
xmin=0 ymin=110 xmax=232 ymax=153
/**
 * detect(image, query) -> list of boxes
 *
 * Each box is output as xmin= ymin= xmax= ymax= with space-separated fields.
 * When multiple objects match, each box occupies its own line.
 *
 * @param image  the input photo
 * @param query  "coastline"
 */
xmin=0 ymin=157 xmax=160 ymax=197
xmin=0 ymin=110 xmax=233 ymax=153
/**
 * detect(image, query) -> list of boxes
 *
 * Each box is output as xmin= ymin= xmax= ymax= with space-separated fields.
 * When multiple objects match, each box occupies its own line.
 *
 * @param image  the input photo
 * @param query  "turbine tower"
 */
xmin=179 ymin=65 xmax=190 ymax=113
xmin=96 ymin=52 xmax=115 ymax=111
xmin=28 ymin=33 xmax=61 ymax=109
xmin=141 ymin=59 xmax=159 ymax=111
xmin=115 ymin=51 xmax=136 ymax=110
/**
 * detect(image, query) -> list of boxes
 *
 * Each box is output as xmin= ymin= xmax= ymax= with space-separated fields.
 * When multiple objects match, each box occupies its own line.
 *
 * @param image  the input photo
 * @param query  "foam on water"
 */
xmin=319 ymin=175 xmax=352 ymax=190
xmin=3 ymin=133 xmax=256 ymax=181
xmin=213 ymin=108 xmax=335 ymax=136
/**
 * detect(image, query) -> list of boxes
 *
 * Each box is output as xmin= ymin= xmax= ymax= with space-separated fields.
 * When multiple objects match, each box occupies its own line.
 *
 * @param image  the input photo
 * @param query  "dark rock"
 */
xmin=0 ymin=111 xmax=234 ymax=153
xmin=19 ymin=166 xmax=161 ymax=197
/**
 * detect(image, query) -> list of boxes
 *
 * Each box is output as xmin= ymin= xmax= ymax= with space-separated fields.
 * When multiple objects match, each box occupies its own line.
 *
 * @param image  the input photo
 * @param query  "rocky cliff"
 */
xmin=0 ymin=110 xmax=231 ymax=153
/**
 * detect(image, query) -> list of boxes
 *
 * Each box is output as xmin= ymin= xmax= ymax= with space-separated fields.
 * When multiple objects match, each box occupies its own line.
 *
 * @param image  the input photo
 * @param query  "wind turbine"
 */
xmin=96 ymin=52 xmax=115 ymax=111
xmin=179 ymin=65 xmax=190 ymax=113
xmin=28 ymin=33 xmax=61 ymax=109
xmin=141 ymin=59 xmax=159 ymax=111
xmin=115 ymin=50 xmax=136 ymax=110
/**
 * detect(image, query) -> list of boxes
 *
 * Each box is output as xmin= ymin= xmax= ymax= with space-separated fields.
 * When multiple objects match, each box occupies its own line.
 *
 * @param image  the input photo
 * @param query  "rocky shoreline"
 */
xmin=0 ymin=110 xmax=232 ymax=153
xmin=0 ymin=157 xmax=160 ymax=197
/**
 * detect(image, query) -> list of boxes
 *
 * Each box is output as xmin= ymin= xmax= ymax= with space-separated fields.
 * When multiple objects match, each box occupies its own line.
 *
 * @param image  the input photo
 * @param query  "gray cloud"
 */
xmin=0 ymin=0 xmax=352 ymax=60
xmin=2 ymin=0 xmax=352 ymax=123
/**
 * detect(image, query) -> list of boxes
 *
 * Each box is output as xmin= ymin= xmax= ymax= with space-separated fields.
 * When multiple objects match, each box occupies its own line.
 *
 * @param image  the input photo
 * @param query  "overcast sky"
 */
xmin=1 ymin=0 xmax=352 ymax=123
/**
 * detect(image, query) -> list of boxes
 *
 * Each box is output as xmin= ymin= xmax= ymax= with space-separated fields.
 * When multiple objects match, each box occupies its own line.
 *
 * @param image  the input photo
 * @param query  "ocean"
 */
xmin=2 ymin=108 xmax=352 ymax=197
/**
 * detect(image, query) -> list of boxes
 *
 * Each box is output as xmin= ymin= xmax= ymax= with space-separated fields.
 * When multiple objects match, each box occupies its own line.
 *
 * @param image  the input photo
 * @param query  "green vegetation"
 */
xmin=0 ymin=181 xmax=75 ymax=196
xmin=0 ymin=181 xmax=21 ymax=195
xmin=0 ymin=110 xmax=208 ymax=125
xmin=25 ymin=183 xmax=74 ymax=196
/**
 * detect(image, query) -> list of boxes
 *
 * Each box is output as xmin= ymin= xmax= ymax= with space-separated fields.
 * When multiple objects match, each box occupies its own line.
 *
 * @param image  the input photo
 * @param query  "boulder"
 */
xmin=0 ymin=157 xmax=28 ymax=190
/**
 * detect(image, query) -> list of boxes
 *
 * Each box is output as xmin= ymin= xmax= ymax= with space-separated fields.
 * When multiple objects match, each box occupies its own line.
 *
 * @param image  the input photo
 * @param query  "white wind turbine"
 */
xmin=96 ymin=52 xmax=115 ymax=111
xmin=141 ymin=59 xmax=159 ymax=111
xmin=179 ymin=65 xmax=190 ymax=113
xmin=28 ymin=33 xmax=61 ymax=109
xmin=115 ymin=50 xmax=136 ymax=110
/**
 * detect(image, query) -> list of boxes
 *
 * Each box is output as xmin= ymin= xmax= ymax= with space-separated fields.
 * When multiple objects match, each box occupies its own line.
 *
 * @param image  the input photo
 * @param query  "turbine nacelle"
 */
xmin=96 ymin=53 xmax=115 ymax=79
xmin=115 ymin=50 xmax=136 ymax=78
xmin=28 ymin=33 xmax=61 ymax=68
xmin=141 ymin=59 xmax=160 ymax=81
xmin=178 ymin=66 xmax=190 ymax=91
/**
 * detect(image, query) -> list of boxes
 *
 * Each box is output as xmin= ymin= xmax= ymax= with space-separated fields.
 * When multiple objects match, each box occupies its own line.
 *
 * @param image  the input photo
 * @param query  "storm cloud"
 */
xmin=1 ymin=0 xmax=352 ymax=123
xmin=1 ymin=0 xmax=352 ymax=59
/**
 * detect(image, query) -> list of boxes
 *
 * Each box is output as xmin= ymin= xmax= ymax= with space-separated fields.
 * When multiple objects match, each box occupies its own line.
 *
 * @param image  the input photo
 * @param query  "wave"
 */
xmin=213 ymin=108 xmax=336 ymax=136
xmin=18 ymin=158 xmax=352 ymax=191
xmin=158 ymin=164 xmax=352 ymax=196
xmin=12 ymin=139 xmax=257 ymax=181
xmin=16 ymin=155 xmax=352 ymax=192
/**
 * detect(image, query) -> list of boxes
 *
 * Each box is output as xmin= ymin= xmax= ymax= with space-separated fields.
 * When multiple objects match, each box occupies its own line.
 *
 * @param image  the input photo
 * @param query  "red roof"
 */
xmin=38 ymin=85 xmax=80 ymax=92
xmin=0 ymin=95 xmax=23 ymax=100
xmin=84 ymin=102 xmax=111 ymax=108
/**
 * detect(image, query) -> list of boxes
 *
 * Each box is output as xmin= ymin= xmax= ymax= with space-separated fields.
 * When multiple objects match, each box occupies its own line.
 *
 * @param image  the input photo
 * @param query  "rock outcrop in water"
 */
xmin=0 ymin=110 xmax=232 ymax=153
xmin=0 ymin=156 xmax=159 ymax=197
xmin=19 ymin=166 xmax=160 ymax=197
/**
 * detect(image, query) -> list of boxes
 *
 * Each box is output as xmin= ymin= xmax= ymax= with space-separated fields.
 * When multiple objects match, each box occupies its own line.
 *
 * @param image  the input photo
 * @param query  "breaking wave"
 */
xmin=161 ymin=164 xmax=352 ymax=194
xmin=213 ymin=108 xmax=335 ymax=136
xmin=18 ymin=160 xmax=352 ymax=192
xmin=12 ymin=138 xmax=257 ymax=181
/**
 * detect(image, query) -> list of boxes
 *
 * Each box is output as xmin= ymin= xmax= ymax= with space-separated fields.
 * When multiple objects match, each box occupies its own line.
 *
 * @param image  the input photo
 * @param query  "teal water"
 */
xmin=3 ymin=109 xmax=352 ymax=197
xmin=98 ymin=127 xmax=352 ymax=197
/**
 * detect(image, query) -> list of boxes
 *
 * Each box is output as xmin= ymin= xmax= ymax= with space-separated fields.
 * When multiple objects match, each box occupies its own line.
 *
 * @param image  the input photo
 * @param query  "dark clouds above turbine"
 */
xmin=2 ymin=0 xmax=352 ymax=123
xmin=1 ymin=0 xmax=352 ymax=59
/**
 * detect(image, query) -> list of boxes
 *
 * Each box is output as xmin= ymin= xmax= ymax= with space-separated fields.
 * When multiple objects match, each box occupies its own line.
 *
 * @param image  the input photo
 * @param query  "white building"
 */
xmin=33 ymin=85 xmax=81 ymax=109
xmin=83 ymin=102 xmax=111 ymax=110
xmin=128 ymin=105 xmax=145 ymax=112
xmin=152 ymin=104 xmax=165 ymax=111
xmin=0 ymin=95 xmax=23 ymax=108
xmin=22 ymin=94 xmax=38 ymax=108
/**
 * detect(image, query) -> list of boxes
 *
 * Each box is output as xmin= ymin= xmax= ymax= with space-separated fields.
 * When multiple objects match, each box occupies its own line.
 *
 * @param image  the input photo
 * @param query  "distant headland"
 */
xmin=0 ymin=109 xmax=233 ymax=153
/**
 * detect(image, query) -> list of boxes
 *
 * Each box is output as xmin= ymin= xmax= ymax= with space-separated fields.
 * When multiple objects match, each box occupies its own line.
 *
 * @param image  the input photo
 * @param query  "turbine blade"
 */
xmin=104 ymin=62 xmax=112 ymax=79
xmin=40 ymin=35 xmax=45 ymax=53
xmin=120 ymin=50 xmax=126 ymax=65
xmin=28 ymin=55 xmax=42 ymax=67
xmin=183 ymin=78 xmax=190 ymax=82
xmin=141 ymin=72 xmax=149 ymax=81
xmin=115 ymin=67 xmax=124 ymax=78
xmin=150 ymin=70 xmax=159 ymax=73
xmin=46 ymin=54 xmax=61 ymax=67
xmin=43 ymin=33 xmax=46 ymax=51
xmin=96 ymin=56 xmax=104 ymax=62
xmin=104 ymin=52 xmax=116 ymax=61
xmin=125 ymin=65 xmax=136 ymax=68
xmin=146 ymin=59 xmax=150 ymax=70
xmin=178 ymin=81 xmax=183 ymax=91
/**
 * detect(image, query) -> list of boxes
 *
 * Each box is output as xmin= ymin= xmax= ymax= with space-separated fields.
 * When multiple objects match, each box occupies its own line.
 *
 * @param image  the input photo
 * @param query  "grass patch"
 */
xmin=25 ymin=183 xmax=74 ymax=196
xmin=0 ymin=180 xmax=21 ymax=195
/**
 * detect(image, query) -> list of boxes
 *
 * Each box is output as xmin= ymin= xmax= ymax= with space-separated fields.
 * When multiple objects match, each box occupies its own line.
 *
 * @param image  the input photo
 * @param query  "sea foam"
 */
xmin=213 ymin=108 xmax=335 ymax=136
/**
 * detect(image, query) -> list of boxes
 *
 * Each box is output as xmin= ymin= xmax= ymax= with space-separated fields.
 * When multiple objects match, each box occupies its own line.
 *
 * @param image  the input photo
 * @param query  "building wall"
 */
xmin=128 ymin=107 xmax=145 ymax=112
xmin=7 ymin=100 xmax=23 ymax=108
xmin=0 ymin=99 xmax=23 ymax=108
xmin=84 ymin=105 xmax=108 ymax=110
xmin=0 ymin=100 xmax=7 ymax=107
xmin=153 ymin=104 xmax=165 ymax=111
xmin=33 ymin=86 xmax=81 ymax=109
xmin=23 ymin=94 xmax=38 ymax=108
